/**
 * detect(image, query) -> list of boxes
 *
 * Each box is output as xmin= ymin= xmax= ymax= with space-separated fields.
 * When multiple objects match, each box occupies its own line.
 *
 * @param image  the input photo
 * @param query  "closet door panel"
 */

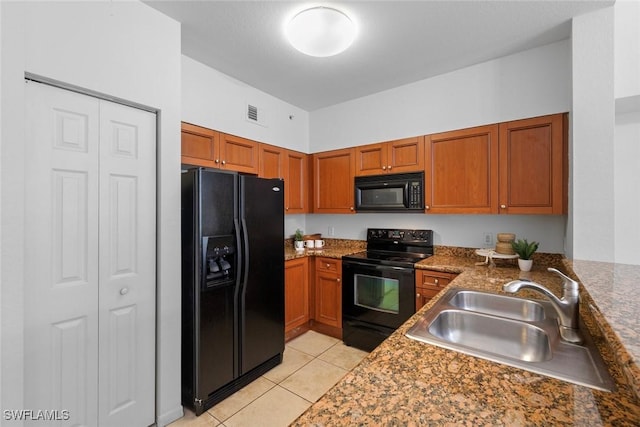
xmin=98 ymin=100 xmax=156 ymax=427
xmin=25 ymin=81 xmax=100 ymax=426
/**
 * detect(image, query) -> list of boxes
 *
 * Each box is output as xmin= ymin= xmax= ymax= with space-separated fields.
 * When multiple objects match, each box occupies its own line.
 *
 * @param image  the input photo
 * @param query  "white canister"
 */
xmin=314 ymin=239 xmax=325 ymax=248
xmin=304 ymin=240 xmax=315 ymax=249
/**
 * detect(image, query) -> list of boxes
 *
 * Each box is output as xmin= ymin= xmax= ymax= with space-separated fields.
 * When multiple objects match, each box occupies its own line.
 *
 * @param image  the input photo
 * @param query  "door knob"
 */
xmin=120 ymin=287 xmax=129 ymax=295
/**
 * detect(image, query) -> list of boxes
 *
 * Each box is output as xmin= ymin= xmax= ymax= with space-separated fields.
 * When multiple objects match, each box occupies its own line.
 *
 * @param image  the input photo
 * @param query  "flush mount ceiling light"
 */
xmin=285 ymin=6 xmax=357 ymax=57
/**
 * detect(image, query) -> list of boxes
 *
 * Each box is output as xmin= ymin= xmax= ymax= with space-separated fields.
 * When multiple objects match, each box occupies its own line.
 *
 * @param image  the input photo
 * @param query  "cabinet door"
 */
xmin=498 ymin=114 xmax=567 ymax=214
xmin=259 ymin=143 xmax=285 ymax=179
xmin=415 ymin=270 xmax=457 ymax=311
xmin=387 ymin=136 xmax=425 ymax=174
xmin=285 ymin=258 xmax=309 ymax=332
xmin=313 ymin=148 xmax=355 ymax=213
xmin=426 ymin=125 xmax=499 ymax=214
xmin=181 ymin=122 xmax=220 ymax=168
xmin=220 ymin=133 xmax=259 ymax=174
xmin=315 ymin=258 xmax=342 ymax=328
xmin=354 ymin=142 xmax=386 ymax=176
xmin=285 ymin=150 xmax=309 ymax=214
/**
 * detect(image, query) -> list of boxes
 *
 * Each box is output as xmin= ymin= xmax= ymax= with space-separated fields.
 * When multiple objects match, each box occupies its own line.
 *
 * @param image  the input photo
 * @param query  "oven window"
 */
xmin=354 ymin=274 xmax=399 ymax=314
xmin=361 ymin=187 xmax=403 ymax=206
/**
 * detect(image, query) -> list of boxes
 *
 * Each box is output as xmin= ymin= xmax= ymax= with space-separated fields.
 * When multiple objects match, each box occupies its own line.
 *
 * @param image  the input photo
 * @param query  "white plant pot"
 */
xmin=294 ymin=240 xmax=304 ymax=250
xmin=518 ymin=259 xmax=533 ymax=272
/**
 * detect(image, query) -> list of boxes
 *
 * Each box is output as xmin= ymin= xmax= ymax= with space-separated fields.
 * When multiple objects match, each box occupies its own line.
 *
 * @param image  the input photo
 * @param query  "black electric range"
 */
xmin=341 ymin=228 xmax=434 ymax=351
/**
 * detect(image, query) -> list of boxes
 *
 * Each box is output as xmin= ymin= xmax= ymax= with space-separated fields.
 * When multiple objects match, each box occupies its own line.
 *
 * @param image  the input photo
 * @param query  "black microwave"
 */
xmin=354 ymin=172 xmax=424 ymax=212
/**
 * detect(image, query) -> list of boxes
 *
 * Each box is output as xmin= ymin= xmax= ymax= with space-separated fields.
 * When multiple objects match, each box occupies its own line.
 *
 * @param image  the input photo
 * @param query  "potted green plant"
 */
xmin=511 ymin=238 xmax=539 ymax=271
xmin=294 ymin=229 xmax=304 ymax=250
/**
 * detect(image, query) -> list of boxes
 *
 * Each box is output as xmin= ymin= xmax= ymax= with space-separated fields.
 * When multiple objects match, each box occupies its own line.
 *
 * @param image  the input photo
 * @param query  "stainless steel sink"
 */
xmin=406 ymin=287 xmax=615 ymax=391
xmin=428 ymin=309 xmax=553 ymax=362
xmin=448 ymin=290 xmax=546 ymax=322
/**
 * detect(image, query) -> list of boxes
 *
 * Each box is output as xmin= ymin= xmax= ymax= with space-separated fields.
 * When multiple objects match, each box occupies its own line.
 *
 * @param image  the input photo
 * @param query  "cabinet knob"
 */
xmin=222 ymin=160 xmax=226 ymax=165
xmin=120 ymin=287 xmax=129 ymax=296
xmin=350 ymin=207 xmax=354 ymax=211
xmin=416 ymin=292 xmax=421 ymax=298
xmin=434 ymin=278 xmax=439 ymax=284
xmin=215 ymin=159 xmax=220 ymax=164
xmin=425 ymin=205 xmax=430 ymax=210
xmin=388 ymin=165 xmax=392 ymax=170
xmin=336 ymin=278 xmax=341 ymax=283
xmin=326 ymin=264 xmax=330 ymax=268
xmin=382 ymin=166 xmax=386 ymax=170
xmin=500 ymin=204 xmax=507 ymax=209
xmin=286 ymin=207 xmax=289 ymax=211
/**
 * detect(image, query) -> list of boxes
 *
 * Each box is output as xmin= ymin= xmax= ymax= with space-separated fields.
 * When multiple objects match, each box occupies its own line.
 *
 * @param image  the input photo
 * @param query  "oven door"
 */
xmin=342 ymin=261 xmax=415 ymax=329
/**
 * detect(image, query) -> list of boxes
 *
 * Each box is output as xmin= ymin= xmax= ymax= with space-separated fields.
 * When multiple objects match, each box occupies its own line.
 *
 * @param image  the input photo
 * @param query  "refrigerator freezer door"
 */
xmin=239 ymin=176 xmax=285 ymax=374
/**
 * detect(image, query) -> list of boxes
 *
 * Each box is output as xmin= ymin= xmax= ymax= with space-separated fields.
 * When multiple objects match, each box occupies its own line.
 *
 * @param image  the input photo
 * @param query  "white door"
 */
xmin=24 ymin=81 xmax=156 ymax=427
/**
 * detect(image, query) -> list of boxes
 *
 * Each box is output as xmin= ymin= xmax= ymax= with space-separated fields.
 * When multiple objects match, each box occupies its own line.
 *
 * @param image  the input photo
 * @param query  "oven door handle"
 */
xmin=343 ymin=261 xmax=412 ymax=271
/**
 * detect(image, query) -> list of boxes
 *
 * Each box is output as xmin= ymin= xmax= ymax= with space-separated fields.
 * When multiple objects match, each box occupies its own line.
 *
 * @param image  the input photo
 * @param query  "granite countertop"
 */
xmin=292 ymin=251 xmax=640 ymax=426
xmin=284 ymin=238 xmax=366 ymax=261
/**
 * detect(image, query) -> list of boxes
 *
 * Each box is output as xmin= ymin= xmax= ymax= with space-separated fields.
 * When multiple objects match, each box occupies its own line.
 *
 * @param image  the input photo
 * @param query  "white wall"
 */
xmin=307 ymin=41 xmax=571 ymax=253
xmin=310 ymin=40 xmax=571 ymax=151
xmin=182 ymin=55 xmax=310 ymax=152
xmin=613 ymin=1 xmax=640 ymax=266
xmin=306 ymin=214 xmax=566 ymax=253
xmin=615 ymin=0 xmax=640 ymax=100
xmin=0 ymin=2 xmax=183 ymax=425
xmin=571 ymin=8 xmax=616 ymax=262
xmin=615 ymin=111 xmax=640 ymax=264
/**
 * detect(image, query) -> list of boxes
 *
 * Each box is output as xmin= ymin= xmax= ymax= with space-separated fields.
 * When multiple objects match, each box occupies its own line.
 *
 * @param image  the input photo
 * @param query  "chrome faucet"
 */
xmin=503 ymin=268 xmax=582 ymax=344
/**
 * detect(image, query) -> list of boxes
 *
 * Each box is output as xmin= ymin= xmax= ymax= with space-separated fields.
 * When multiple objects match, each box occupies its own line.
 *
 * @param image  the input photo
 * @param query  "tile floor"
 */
xmin=169 ymin=331 xmax=369 ymax=427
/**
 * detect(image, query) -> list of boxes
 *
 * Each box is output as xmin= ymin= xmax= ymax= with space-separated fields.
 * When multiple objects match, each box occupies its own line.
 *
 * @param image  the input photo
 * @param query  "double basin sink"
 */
xmin=406 ymin=287 xmax=615 ymax=391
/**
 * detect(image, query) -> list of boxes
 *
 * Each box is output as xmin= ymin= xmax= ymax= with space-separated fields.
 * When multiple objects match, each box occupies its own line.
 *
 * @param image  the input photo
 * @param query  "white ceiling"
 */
xmin=144 ymin=0 xmax=612 ymax=112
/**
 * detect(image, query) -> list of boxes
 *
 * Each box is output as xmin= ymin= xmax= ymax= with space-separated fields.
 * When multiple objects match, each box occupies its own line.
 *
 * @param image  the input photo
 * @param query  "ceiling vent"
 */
xmin=246 ymin=103 xmax=267 ymax=127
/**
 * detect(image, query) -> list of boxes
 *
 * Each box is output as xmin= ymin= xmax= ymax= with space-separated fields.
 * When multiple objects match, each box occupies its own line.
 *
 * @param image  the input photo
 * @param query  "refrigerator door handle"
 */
xmin=240 ymin=218 xmax=250 ymax=293
xmin=233 ymin=219 xmax=243 ymax=294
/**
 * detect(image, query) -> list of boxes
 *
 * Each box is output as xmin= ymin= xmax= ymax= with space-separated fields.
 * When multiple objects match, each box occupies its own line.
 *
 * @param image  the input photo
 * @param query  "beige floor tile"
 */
xmin=206 ymin=376 xmax=275 ymax=422
xmin=168 ymin=408 xmax=220 ymax=426
xmin=286 ymin=330 xmax=339 ymax=357
xmin=318 ymin=341 xmax=369 ymax=371
xmin=262 ymin=346 xmax=314 ymax=384
xmin=223 ymin=386 xmax=311 ymax=427
xmin=279 ymin=358 xmax=348 ymax=403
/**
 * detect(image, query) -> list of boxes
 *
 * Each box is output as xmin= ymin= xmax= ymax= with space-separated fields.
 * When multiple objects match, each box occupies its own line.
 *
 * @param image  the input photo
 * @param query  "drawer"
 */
xmin=416 ymin=270 xmax=457 ymax=290
xmin=316 ymin=257 xmax=341 ymax=274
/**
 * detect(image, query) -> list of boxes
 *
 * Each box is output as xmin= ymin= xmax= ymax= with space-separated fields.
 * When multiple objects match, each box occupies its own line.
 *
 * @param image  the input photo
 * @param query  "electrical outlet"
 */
xmin=328 ymin=226 xmax=335 ymax=237
xmin=483 ymin=232 xmax=493 ymax=247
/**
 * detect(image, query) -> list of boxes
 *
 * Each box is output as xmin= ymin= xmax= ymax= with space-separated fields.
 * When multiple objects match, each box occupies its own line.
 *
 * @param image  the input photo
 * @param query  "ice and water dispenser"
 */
xmin=202 ymin=235 xmax=236 ymax=289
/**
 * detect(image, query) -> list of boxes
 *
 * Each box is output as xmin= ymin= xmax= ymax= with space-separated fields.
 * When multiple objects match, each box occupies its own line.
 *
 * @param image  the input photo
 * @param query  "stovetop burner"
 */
xmin=342 ymin=228 xmax=434 ymax=268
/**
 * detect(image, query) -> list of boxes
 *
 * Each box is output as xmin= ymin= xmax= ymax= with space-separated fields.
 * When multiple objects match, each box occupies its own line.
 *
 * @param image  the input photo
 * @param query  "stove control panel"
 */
xmin=367 ymin=228 xmax=433 ymax=244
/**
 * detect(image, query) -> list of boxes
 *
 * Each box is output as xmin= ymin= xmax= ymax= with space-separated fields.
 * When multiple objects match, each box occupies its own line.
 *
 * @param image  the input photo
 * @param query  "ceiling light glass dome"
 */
xmin=285 ymin=6 xmax=357 ymax=57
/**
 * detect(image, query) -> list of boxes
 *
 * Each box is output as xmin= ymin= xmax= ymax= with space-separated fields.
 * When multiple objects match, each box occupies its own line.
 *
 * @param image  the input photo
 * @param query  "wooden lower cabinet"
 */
xmin=312 ymin=257 xmax=342 ymax=338
xmin=285 ymin=258 xmax=310 ymax=341
xmin=415 ymin=270 xmax=458 ymax=311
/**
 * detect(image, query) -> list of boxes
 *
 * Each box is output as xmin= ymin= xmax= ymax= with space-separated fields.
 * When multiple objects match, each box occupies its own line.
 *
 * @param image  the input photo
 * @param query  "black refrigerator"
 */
xmin=181 ymin=168 xmax=284 ymax=415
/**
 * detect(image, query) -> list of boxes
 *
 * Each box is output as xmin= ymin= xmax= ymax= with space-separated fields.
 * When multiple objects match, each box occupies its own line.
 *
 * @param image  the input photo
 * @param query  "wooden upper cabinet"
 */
xmin=181 ymin=122 xmax=220 ymax=169
xmin=425 ymin=125 xmax=499 ymax=214
xmin=181 ymin=123 xmax=258 ymax=174
xmin=259 ymin=144 xmax=310 ymax=214
xmin=285 ymin=150 xmax=310 ymax=214
xmin=259 ymin=143 xmax=285 ymax=179
xmin=219 ymin=133 xmax=258 ymax=174
xmin=354 ymin=136 xmax=424 ymax=176
xmin=313 ymin=148 xmax=355 ymax=213
xmin=498 ymin=113 xmax=567 ymax=214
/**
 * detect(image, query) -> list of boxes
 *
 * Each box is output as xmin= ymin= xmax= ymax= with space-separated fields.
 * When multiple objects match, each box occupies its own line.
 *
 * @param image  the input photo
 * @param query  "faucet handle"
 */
xmin=548 ymin=267 xmax=579 ymax=298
